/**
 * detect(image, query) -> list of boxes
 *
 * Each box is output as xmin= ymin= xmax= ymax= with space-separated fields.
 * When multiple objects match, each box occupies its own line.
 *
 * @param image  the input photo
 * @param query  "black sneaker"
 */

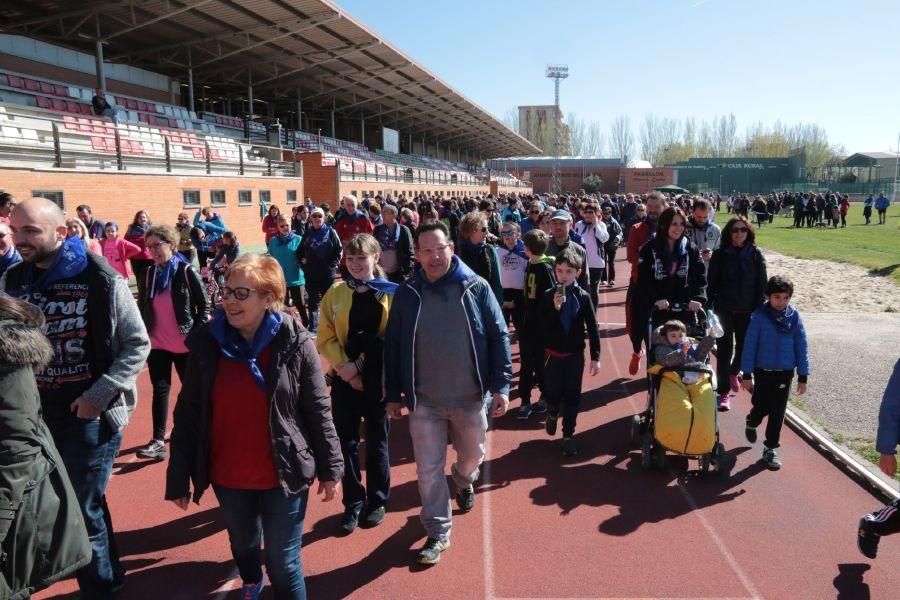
xmin=532 ymin=399 xmax=548 ymax=415
xmin=517 ymin=404 xmax=533 ymax=420
xmin=745 ymin=422 xmax=757 ymax=444
xmin=762 ymin=447 xmax=781 ymax=470
xmin=137 ymin=439 xmax=167 ymax=460
xmin=857 ymin=517 xmax=880 ymax=559
xmin=363 ymin=506 xmax=385 ymax=528
xmin=340 ymin=508 xmax=360 ymax=534
xmin=545 ymin=414 xmax=558 ymax=436
xmin=456 ymin=485 xmax=475 ymax=512
xmin=562 ymin=437 xmax=578 ymax=456
xmin=417 ymin=538 xmax=450 ymax=565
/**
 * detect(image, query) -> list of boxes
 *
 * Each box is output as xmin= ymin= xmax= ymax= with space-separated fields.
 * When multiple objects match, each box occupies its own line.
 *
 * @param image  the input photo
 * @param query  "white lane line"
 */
xmin=482 ymin=431 xmax=496 ymax=600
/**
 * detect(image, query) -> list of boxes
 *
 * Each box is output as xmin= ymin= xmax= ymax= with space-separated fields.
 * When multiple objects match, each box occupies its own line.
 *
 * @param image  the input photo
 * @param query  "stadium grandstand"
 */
xmin=0 ymin=0 xmax=536 ymax=244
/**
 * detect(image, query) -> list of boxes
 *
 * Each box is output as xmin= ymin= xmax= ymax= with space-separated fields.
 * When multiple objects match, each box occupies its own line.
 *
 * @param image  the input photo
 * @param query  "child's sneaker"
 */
xmin=545 ymin=413 xmax=558 ymax=436
xmin=857 ymin=517 xmax=880 ymax=559
xmin=628 ymin=351 xmax=643 ymax=376
xmin=240 ymin=576 xmax=265 ymax=600
xmin=517 ymin=404 xmax=533 ymax=420
xmin=716 ymin=393 xmax=731 ymax=412
xmin=532 ymin=398 xmax=548 ymax=414
xmin=762 ymin=447 xmax=781 ymax=470
xmin=745 ymin=420 xmax=757 ymax=444
xmin=562 ymin=437 xmax=578 ymax=456
xmin=729 ymin=373 xmax=741 ymax=394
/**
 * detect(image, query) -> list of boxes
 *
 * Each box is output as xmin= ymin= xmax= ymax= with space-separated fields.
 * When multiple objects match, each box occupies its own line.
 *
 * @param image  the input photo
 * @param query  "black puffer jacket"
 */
xmin=707 ymin=245 xmax=767 ymax=313
xmin=165 ymin=315 xmax=344 ymax=503
xmin=138 ymin=261 xmax=209 ymax=335
xmin=635 ymin=236 xmax=707 ymax=313
xmin=0 ymin=305 xmax=91 ymax=599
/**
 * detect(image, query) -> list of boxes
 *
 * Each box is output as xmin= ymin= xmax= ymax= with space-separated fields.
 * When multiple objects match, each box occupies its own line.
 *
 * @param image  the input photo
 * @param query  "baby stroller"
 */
xmin=629 ymin=305 xmax=726 ymax=475
xmin=200 ymin=264 xmax=227 ymax=310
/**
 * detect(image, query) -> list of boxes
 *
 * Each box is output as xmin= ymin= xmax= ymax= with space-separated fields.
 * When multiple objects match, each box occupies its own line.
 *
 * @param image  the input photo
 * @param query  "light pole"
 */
xmin=545 ymin=64 xmax=569 ymax=195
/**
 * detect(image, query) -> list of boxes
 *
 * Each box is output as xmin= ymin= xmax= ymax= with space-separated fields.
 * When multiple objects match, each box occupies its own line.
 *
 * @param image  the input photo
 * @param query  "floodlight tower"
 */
xmin=546 ymin=64 xmax=568 ymax=194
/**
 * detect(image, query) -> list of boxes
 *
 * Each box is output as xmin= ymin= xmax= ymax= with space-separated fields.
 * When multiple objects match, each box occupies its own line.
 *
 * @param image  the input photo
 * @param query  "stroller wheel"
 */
xmin=629 ymin=414 xmax=642 ymax=447
xmin=711 ymin=443 xmax=727 ymax=475
xmin=640 ymin=433 xmax=653 ymax=470
xmin=699 ymin=453 xmax=711 ymax=474
xmin=652 ymin=443 xmax=667 ymax=471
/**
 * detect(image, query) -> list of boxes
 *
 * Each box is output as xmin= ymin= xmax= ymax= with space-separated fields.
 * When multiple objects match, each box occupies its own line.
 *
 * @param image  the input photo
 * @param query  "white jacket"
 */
xmin=573 ymin=220 xmax=610 ymax=269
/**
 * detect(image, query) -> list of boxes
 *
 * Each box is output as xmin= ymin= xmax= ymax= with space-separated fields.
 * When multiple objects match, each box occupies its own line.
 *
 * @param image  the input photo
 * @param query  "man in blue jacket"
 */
xmin=857 ymin=359 xmax=900 ymax=559
xmin=384 ymin=220 xmax=511 ymax=567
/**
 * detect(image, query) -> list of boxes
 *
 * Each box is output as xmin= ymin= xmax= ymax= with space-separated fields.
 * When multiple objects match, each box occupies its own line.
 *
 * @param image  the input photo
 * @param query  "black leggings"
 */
xmin=285 ymin=285 xmax=309 ymax=328
xmin=715 ymin=310 xmax=751 ymax=394
xmin=603 ymin=245 xmax=617 ymax=284
xmin=146 ymin=349 xmax=188 ymax=442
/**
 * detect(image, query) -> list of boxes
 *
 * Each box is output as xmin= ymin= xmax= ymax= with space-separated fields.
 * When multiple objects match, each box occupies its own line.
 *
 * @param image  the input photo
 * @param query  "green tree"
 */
xmin=582 ymin=174 xmax=604 ymax=194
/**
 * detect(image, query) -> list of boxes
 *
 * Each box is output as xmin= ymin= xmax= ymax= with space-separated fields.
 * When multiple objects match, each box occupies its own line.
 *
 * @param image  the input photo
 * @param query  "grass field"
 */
xmin=740 ymin=204 xmax=900 ymax=286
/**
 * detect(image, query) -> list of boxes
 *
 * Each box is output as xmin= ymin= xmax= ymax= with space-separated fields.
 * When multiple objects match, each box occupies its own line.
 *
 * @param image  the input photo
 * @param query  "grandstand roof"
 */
xmin=0 ymin=0 xmax=540 ymax=158
xmin=489 ymin=157 xmax=624 ymax=168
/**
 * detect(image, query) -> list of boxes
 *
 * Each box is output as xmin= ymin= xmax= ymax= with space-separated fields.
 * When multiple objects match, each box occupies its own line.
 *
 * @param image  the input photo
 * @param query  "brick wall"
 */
xmin=0 ymin=167 xmax=302 ymax=247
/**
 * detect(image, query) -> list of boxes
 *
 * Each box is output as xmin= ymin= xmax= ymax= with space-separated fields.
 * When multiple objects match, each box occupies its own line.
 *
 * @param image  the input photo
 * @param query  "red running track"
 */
xmin=36 ymin=257 xmax=900 ymax=599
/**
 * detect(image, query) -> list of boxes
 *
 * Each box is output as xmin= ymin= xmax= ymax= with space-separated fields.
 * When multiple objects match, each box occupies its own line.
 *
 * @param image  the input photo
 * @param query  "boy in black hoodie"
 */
xmin=518 ymin=229 xmax=556 ymax=419
xmin=540 ymin=247 xmax=602 ymax=456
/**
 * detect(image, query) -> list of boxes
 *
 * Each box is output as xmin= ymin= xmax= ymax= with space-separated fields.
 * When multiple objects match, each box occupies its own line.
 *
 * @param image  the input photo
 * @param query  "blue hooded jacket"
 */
xmin=876 ymin=359 xmax=900 ymax=455
xmin=384 ymin=256 xmax=512 ymax=411
xmin=740 ymin=303 xmax=810 ymax=379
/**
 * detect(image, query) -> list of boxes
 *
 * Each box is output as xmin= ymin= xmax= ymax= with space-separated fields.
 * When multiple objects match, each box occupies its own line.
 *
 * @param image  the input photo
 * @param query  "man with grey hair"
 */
xmin=373 ymin=203 xmax=414 ymax=283
xmin=3 ymin=198 xmax=150 ymax=597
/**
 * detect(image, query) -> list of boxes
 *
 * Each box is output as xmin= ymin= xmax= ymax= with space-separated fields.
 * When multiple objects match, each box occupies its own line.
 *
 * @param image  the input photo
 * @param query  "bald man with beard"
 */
xmin=2 ymin=198 xmax=150 ymax=598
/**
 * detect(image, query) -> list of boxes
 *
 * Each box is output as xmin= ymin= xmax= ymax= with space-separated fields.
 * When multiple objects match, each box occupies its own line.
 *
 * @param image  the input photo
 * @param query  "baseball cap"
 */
xmin=548 ymin=209 xmax=572 ymax=222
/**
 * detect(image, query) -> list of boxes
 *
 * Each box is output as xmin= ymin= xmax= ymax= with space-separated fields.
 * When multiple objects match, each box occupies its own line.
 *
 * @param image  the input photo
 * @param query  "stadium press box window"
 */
xmin=210 ymin=190 xmax=226 ymax=206
xmin=238 ymin=190 xmax=252 ymax=206
xmin=183 ymin=189 xmax=201 ymax=208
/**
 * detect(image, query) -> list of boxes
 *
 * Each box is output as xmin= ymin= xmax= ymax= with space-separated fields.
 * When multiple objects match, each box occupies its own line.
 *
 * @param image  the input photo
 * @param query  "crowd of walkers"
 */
xmin=717 ymin=190 xmax=892 ymax=229
xmin=0 ymin=185 xmax=896 ymax=599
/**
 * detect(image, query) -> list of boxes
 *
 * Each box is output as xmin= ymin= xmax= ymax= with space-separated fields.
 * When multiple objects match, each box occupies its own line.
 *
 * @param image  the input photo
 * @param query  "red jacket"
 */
xmin=262 ymin=215 xmax=280 ymax=245
xmin=334 ymin=212 xmax=374 ymax=265
xmin=626 ymin=221 xmax=653 ymax=283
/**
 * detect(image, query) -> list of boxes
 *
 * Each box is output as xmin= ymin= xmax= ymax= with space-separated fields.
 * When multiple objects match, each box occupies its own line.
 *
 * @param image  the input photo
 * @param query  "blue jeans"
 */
xmin=213 ymin=485 xmax=309 ymax=599
xmin=44 ymin=412 xmax=123 ymax=599
xmin=101 ymin=107 xmax=121 ymax=124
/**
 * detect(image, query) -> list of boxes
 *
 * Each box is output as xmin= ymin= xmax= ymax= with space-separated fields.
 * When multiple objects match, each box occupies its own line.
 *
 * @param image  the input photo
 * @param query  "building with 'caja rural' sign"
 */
xmin=486 ymin=156 xmax=675 ymax=194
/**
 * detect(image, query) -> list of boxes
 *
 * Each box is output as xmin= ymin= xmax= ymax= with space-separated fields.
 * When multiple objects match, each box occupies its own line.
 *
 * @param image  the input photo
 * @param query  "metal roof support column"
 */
xmin=360 ymin=114 xmax=365 ymax=146
xmin=408 ymin=130 xmax=413 ymax=155
xmin=94 ymin=17 xmax=106 ymax=92
xmin=226 ymin=98 xmax=232 ymax=117
xmin=187 ymin=47 xmax=195 ymax=113
xmin=330 ymin=98 xmax=336 ymax=138
xmin=247 ymin=73 xmax=254 ymax=119
xmin=296 ymin=90 xmax=302 ymax=131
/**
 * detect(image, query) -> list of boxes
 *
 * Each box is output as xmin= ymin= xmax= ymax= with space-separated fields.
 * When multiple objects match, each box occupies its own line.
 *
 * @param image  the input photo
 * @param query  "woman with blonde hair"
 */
xmin=166 ymin=253 xmax=342 ymax=599
xmin=317 ymin=233 xmax=396 ymax=534
xmin=456 ymin=211 xmax=503 ymax=304
xmin=65 ymin=217 xmax=101 ymax=254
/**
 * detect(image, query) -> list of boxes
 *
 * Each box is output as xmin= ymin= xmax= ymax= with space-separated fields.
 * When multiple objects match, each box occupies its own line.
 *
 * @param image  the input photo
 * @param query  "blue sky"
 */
xmin=335 ymin=0 xmax=900 ymax=156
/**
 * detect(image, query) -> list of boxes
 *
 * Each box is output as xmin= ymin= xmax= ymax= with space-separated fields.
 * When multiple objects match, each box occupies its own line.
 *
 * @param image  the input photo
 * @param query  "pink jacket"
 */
xmin=100 ymin=237 xmax=143 ymax=279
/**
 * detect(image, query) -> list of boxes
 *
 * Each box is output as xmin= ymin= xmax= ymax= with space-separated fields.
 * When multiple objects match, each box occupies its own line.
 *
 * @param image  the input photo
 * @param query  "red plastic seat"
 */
xmin=35 ymin=96 xmax=52 ymax=109
xmin=24 ymin=79 xmax=40 ymax=92
xmin=62 ymin=116 xmax=77 ymax=129
xmin=39 ymin=82 xmax=54 ymax=94
xmin=8 ymin=76 xmax=24 ymax=88
xmin=51 ymin=98 xmax=66 ymax=111
xmin=54 ymin=85 xmax=68 ymax=96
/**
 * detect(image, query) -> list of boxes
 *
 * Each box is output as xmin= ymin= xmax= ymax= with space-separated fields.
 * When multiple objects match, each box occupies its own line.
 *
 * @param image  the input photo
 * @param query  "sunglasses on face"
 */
xmin=501 ymin=231 xmax=516 ymax=236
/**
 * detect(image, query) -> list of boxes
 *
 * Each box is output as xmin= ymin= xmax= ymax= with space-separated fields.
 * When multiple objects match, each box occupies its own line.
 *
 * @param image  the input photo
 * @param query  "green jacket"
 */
xmin=0 ymin=308 xmax=91 ymax=599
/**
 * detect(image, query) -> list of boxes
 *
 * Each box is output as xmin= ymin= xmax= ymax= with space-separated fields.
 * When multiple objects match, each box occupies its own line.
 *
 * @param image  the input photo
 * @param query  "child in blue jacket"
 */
xmin=740 ymin=275 xmax=810 ymax=470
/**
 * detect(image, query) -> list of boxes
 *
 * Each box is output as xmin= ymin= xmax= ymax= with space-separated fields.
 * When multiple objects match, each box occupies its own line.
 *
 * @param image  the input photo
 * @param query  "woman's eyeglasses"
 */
xmin=221 ymin=286 xmax=257 ymax=301
xmin=146 ymin=241 xmax=170 ymax=251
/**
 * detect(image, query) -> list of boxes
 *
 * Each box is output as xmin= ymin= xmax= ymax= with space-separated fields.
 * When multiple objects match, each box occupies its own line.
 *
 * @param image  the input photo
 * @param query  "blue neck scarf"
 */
xmin=763 ymin=302 xmax=799 ymax=334
xmin=273 ymin=231 xmax=298 ymax=246
xmin=306 ymin=223 xmax=333 ymax=259
xmin=151 ymin=253 xmax=190 ymax=298
xmin=416 ymin=255 xmax=471 ymax=299
xmin=560 ymin=281 xmax=581 ymax=335
xmin=0 ymin=245 xmax=22 ymax=276
xmin=661 ymin=237 xmax=688 ymax=276
xmin=9 ymin=237 xmax=88 ymax=298
xmin=208 ymin=309 xmax=283 ymax=390
xmin=502 ymin=239 xmax=528 ymax=260
xmin=345 ymin=275 xmax=398 ymax=295
xmin=723 ymin=242 xmax=754 ymax=276
xmin=375 ymin=223 xmax=401 ymax=251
